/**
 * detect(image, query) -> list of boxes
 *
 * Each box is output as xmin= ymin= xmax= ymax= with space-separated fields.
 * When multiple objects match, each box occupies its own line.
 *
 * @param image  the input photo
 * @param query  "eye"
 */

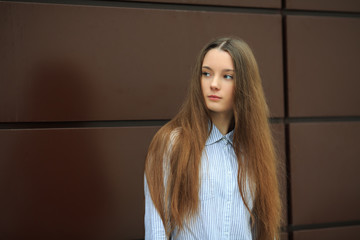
xmin=202 ymin=71 xmax=211 ymax=77
xmin=224 ymin=74 xmax=233 ymax=80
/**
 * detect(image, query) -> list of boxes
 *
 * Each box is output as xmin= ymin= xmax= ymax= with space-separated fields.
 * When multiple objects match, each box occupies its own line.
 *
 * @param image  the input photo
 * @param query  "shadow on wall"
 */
xmin=23 ymin=58 xmax=97 ymax=121
xmin=0 ymin=58 xmax=113 ymax=239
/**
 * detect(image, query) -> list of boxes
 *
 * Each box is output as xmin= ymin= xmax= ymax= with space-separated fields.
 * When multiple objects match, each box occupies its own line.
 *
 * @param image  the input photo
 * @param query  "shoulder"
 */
xmin=154 ymin=123 xmax=182 ymax=144
xmin=148 ymin=125 xmax=182 ymax=157
xmin=169 ymin=127 xmax=181 ymax=144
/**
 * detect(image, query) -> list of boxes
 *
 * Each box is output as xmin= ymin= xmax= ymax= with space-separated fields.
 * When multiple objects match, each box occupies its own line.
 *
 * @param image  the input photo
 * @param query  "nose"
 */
xmin=210 ymin=75 xmax=220 ymax=90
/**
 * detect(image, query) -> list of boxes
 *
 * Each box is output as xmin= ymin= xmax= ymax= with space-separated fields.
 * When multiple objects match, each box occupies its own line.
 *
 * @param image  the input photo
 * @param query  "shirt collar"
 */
xmin=205 ymin=123 xmax=234 ymax=146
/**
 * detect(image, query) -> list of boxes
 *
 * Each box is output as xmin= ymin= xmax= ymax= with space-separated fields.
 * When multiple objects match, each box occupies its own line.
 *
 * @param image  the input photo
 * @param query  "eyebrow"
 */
xmin=202 ymin=66 xmax=234 ymax=72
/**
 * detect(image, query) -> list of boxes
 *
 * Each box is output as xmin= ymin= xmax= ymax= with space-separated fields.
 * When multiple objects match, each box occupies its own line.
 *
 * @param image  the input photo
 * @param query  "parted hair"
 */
xmin=145 ymin=37 xmax=281 ymax=239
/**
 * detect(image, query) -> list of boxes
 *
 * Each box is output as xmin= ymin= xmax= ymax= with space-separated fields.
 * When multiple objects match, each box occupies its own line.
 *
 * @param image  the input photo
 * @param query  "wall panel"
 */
xmin=0 ymin=124 xmax=288 ymax=239
xmin=287 ymin=15 xmax=360 ymax=117
xmin=293 ymin=226 xmax=360 ymax=240
xmin=290 ymin=122 xmax=360 ymax=225
xmin=0 ymin=2 xmax=283 ymax=122
xmin=0 ymin=126 xmax=159 ymax=239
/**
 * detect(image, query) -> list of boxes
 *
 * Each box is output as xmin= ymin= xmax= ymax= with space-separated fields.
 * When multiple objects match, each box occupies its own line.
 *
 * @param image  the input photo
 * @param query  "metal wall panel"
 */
xmin=0 ymin=2 xmax=283 ymax=122
xmin=286 ymin=0 xmax=360 ymax=12
xmin=293 ymin=226 xmax=360 ymax=240
xmin=290 ymin=122 xmax=360 ymax=225
xmin=0 ymin=124 xmax=287 ymax=239
xmin=0 ymin=126 xmax=159 ymax=239
xmin=287 ymin=16 xmax=360 ymax=117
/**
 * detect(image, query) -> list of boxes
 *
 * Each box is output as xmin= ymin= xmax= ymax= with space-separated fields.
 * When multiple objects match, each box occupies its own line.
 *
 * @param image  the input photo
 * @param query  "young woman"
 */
xmin=144 ymin=37 xmax=281 ymax=239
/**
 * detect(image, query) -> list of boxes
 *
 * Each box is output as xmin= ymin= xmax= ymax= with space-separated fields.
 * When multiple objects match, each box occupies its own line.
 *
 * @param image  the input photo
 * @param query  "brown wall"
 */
xmin=0 ymin=0 xmax=359 ymax=239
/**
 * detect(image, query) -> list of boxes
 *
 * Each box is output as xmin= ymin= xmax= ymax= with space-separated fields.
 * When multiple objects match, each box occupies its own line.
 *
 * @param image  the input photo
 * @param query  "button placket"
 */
xmin=222 ymin=142 xmax=233 ymax=239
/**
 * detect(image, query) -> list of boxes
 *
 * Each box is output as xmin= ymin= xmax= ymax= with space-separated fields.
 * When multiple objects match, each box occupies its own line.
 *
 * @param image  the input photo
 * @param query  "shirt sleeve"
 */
xmin=144 ymin=176 xmax=167 ymax=240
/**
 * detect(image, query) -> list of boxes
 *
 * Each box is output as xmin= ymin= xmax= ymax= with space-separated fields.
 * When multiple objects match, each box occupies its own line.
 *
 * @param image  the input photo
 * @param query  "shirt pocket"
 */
xmin=199 ymin=177 xmax=215 ymax=201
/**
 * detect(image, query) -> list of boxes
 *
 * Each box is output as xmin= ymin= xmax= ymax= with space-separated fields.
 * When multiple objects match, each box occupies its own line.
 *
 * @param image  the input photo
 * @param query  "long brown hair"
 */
xmin=145 ymin=37 xmax=281 ymax=239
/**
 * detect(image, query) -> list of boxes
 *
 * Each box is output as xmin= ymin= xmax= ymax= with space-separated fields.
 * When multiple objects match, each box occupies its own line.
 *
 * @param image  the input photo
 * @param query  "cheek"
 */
xmin=226 ymin=84 xmax=235 ymax=96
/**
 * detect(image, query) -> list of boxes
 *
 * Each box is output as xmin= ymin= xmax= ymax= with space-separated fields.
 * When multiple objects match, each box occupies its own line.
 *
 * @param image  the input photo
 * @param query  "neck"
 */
xmin=210 ymin=111 xmax=234 ymax=135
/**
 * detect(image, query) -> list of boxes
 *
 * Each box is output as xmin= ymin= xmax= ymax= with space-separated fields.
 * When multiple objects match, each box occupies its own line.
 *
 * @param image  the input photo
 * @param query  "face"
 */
xmin=201 ymin=48 xmax=235 ymax=118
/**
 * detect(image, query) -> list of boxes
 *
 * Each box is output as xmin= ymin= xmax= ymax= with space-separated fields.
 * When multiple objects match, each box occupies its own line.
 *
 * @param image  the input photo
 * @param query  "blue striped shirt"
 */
xmin=144 ymin=125 xmax=253 ymax=239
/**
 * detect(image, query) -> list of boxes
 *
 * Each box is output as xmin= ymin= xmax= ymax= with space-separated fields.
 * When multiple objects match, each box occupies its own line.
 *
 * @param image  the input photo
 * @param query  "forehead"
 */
xmin=202 ymin=49 xmax=234 ymax=70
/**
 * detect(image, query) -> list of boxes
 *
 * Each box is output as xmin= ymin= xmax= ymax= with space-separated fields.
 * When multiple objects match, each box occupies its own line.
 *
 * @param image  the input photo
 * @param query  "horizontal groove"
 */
xmin=269 ymin=118 xmax=284 ymax=123
xmin=288 ymin=220 xmax=360 ymax=232
xmin=1 ymin=116 xmax=360 ymax=130
xmin=269 ymin=116 xmax=360 ymax=124
xmin=6 ymin=0 xmax=280 ymax=14
xmin=284 ymin=9 xmax=360 ymax=18
xmin=285 ymin=116 xmax=360 ymax=123
xmin=0 ymin=120 xmax=169 ymax=130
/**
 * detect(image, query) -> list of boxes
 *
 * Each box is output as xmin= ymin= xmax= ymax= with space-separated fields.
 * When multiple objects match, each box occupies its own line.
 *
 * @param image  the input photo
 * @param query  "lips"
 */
xmin=208 ymin=95 xmax=221 ymax=100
